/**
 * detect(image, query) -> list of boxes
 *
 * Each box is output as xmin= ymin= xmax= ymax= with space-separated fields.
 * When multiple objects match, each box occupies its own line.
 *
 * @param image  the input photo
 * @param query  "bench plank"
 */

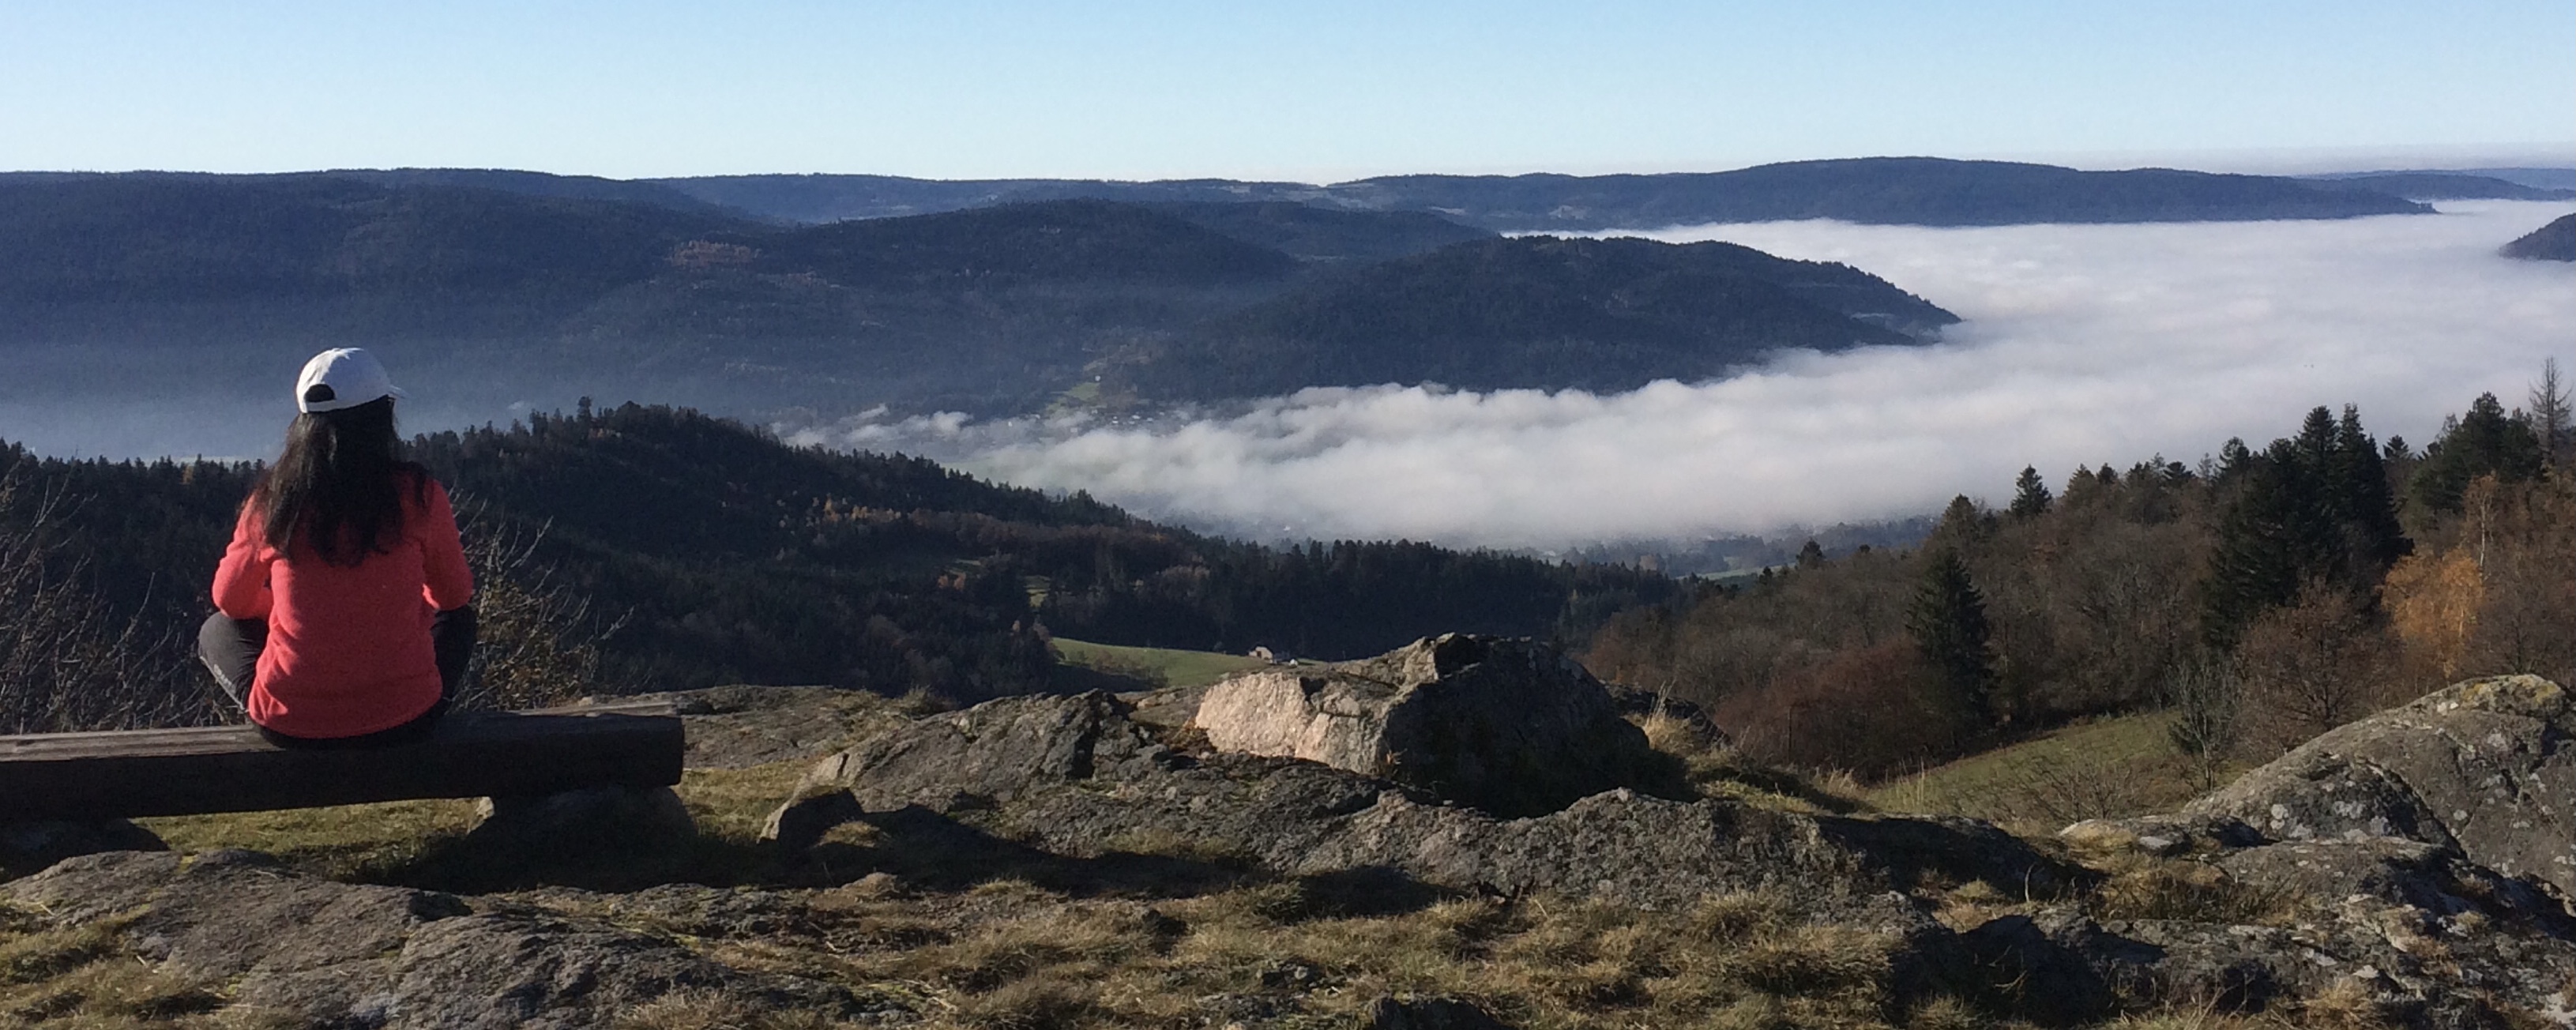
xmin=0 ymin=701 xmax=683 ymax=821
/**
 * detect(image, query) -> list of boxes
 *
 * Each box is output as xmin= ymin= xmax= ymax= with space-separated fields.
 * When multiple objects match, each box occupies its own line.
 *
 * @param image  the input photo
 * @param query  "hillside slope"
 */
xmin=2503 ymin=212 xmax=2576 ymax=261
xmin=1128 ymin=235 xmax=1957 ymax=398
xmin=2 ymin=405 xmax=1672 ymax=707
xmin=2299 ymin=171 xmax=2576 ymax=201
xmin=0 ymin=176 xmax=1969 ymax=423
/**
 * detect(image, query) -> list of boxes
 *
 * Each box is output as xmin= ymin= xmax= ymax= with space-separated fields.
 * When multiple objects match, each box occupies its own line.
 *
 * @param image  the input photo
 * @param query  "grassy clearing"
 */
xmin=1863 ymin=712 xmax=2221 ymax=833
xmin=1050 ymin=637 xmax=1269 ymax=690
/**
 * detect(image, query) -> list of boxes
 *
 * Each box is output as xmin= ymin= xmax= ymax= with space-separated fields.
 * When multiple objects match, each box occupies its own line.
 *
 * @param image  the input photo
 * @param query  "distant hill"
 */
xmin=1126 ymin=235 xmax=1957 ymax=398
xmin=1328 ymin=159 xmax=2430 ymax=229
xmin=320 ymin=168 xmax=755 ymax=218
xmin=0 ymin=174 xmax=1957 ymax=422
xmin=0 ymin=174 xmax=739 ymax=314
xmin=2296 ymin=171 xmax=2576 ymax=201
xmin=2308 ymin=167 xmax=2576 ymax=193
xmin=653 ymin=172 xmax=1328 ymax=224
xmin=735 ymin=199 xmax=1297 ymax=287
xmin=2503 ymin=213 xmax=2576 ymax=261
xmin=1139 ymin=201 xmax=1495 ymax=263
xmin=650 ymin=157 xmax=2427 ymax=229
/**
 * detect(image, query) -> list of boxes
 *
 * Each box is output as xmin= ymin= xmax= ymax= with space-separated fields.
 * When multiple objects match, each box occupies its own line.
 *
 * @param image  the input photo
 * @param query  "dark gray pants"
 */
xmin=197 ymin=607 xmax=476 ymax=748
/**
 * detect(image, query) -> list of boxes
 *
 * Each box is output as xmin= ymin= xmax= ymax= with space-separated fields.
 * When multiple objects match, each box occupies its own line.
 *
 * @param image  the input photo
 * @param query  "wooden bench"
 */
xmin=0 ymin=701 xmax=683 ymax=822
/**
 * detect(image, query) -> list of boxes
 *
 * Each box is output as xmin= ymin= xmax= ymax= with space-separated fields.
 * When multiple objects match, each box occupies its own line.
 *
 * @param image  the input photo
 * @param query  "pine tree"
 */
xmin=2199 ymin=406 xmax=2411 ymax=651
xmin=2332 ymin=405 xmax=2409 ymax=573
xmin=2200 ymin=447 xmax=2307 ymax=652
xmin=1794 ymin=539 xmax=1825 ymax=569
xmin=2410 ymin=393 xmax=2545 ymax=512
xmin=2009 ymin=465 xmax=2053 ymax=519
xmin=1908 ymin=549 xmax=1998 ymax=723
xmin=2216 ymin=438 xmax=2254 ymax=481
xmin=1927 ymin=494 xmax=1991 ymax=549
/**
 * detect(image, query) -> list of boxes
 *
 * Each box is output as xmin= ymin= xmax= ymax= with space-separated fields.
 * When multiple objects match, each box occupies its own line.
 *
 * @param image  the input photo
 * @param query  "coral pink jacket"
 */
xmin=212 ymin=476 xmax=473 ymax=738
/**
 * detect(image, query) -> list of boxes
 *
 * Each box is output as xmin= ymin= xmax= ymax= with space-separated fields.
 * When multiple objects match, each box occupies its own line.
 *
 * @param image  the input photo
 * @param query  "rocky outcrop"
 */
xmin=1190 ymin=634 xmax=1669 ymax=816
xmin=638 ymin=684 xmax=921 ymax=769
xmin=769 ymin=689 xmax=2065 ymax=924
xmin=2184 ymin=675 xmax=2576 ymax=899
xmin=1 ymin=849 xmax=887 ymax=1028
xmin=2027 ymin=675 xmax=2576 ymax=1024
xmin=1364 ymin=994 xmax=1512 ymax=1029
xmin=464 ymin=784 xmax=697 ymax=854
xmin=0 ymin=818 xmax=164 ymax=880
xmin=13 ymin=670 xmax=2575 ymax=1028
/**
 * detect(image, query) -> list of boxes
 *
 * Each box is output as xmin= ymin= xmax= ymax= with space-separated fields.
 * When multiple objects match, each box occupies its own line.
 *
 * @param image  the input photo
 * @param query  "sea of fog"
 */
xmin=789 ymin=201 xmax=2576 ymax=548
xmin=3 ymin=201 xmax=2567 ymax=552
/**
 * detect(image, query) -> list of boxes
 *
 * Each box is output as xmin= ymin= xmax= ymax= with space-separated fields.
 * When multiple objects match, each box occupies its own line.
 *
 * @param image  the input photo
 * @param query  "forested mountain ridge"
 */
xmin=1321 ymin=158 xmax=2431 ymax=229
xmin=1137 ymin=201 xmax=1496 ymax=263
xmin=647 ymin=157 xmax=2431 ymax=228
xmin=2295 ymin=171 xmax=2576 ymax=201
xmin=1124 ymin=235 xmax=1955 ymax=398
xmin=0 ymin=174 xmax=741 ymax=310
xmin=0 ymin=404 xmax=1674 ymax=720
xmin=0 ymin=174 xmax=1947 ymax=419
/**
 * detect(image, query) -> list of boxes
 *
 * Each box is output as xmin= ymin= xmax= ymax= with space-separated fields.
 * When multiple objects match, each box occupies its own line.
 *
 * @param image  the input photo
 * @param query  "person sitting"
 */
xmin=197 ymin=348 xmax=476 ymax=748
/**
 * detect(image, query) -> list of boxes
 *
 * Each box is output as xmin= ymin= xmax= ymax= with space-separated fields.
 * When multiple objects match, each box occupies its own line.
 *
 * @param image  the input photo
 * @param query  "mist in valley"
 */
xmin=785 ymin=201 xmax=2576 ymax=548
xmin=5 ymin=201 xmax=2567 ymax=556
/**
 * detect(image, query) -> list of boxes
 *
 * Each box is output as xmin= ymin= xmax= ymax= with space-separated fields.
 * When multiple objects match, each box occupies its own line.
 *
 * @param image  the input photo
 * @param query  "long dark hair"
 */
xmin=250 ymin=397 xmax=430 ymax=566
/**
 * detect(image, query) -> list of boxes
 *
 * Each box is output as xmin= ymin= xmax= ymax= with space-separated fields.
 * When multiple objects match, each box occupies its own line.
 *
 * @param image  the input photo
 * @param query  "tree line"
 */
xmin=0 ymin=402 xmax=1669 ymax=729
xmin=1585 ymin=360 xmax=2576 ymax=779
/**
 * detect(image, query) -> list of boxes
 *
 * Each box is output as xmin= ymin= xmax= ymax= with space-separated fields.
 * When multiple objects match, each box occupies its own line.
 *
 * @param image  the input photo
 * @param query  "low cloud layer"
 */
xmin=795 ymin=201 xmax=2576 ymax=548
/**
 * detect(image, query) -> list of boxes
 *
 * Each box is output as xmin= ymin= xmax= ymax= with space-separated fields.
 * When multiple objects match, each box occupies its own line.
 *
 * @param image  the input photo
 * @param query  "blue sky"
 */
xmin=3 ymin=0 xmax=2570 ymax=181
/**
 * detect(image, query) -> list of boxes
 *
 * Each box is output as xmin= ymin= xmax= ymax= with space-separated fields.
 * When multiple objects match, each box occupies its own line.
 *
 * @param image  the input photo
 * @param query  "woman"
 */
xmin=198 ymin=348 xmax=476 ymax=747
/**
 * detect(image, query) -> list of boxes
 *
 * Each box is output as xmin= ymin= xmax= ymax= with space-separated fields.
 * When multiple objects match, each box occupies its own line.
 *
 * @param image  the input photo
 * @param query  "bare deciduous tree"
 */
xmin=453 ymin=502 xmax=627 ymax=712
xmin=0 ymin=468 xmax=209 ymax=732
xmin=2234 ymin=581 xmax=2400 ymax=754
xmin=2165 ymin=660 xmax=2242 ymax=791
xmin=2531 ymin=356 xmax=2572 ymax=468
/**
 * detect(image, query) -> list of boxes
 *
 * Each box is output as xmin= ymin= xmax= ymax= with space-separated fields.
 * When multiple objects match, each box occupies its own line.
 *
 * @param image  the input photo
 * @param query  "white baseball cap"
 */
xmin=295 ymin=348 xmax=407 ymax=413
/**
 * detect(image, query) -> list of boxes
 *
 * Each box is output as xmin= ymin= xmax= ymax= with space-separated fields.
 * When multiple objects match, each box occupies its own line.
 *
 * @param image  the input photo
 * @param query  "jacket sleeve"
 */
xmin=210 ymin=499 xmax=274 ymax=618
xmin=420 ymin=479 xmax=475 ymax=611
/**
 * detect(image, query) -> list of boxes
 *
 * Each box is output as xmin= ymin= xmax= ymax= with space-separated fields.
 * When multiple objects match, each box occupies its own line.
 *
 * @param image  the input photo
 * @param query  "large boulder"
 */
xmin=2183 ymin=675 xmax=2576 ymax=898
xmin=1190 ymin=633 xmax=1668 ymax=816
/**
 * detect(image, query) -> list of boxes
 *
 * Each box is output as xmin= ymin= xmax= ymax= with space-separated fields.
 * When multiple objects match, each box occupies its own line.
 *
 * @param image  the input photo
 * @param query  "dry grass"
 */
xmin=2084 ymin=855 xmax=2296 ymax=927
xmin=1627 ymin=712 xmax=1873 ymax=815
xmin=718 ymin=880 xmax=1914 ymax=1030
xmin=616 ymin=991 xmax=882 ymax=1030
xmin=0 ymin=907 xmax=254 ymax=1028
xmin=1867 ymin=712 xmax=2217 ymax=833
